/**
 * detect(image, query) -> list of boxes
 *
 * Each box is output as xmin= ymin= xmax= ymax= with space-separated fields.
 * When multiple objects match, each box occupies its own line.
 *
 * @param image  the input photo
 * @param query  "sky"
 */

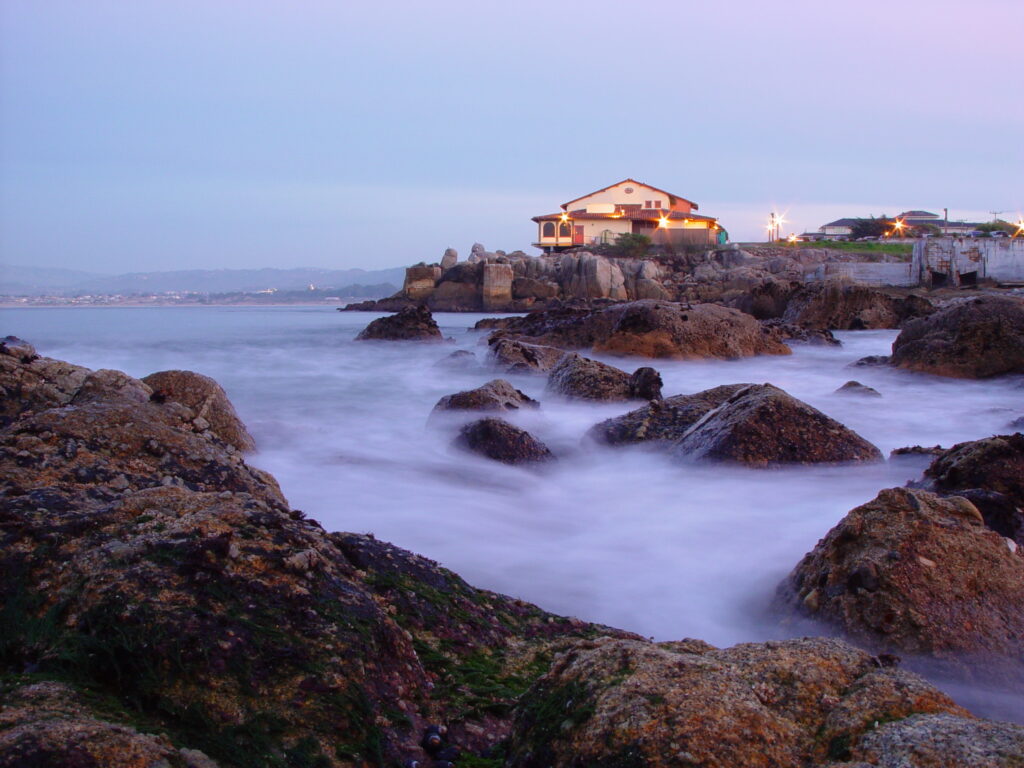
xmin=1 ymin=0 xmax=1022 ymax=273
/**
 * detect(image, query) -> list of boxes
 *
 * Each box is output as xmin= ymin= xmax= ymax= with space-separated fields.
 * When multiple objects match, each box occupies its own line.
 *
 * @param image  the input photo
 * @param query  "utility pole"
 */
xmin=990 ymin=210 xmax=1006 ymax=223
xmin=944 ymin=208 xmax=948 ymax=236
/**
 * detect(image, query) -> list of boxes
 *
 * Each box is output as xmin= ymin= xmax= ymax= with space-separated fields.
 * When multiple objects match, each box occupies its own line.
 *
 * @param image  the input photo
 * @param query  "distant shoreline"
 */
xmin=0 ymin=299 xmax=371 ymax=309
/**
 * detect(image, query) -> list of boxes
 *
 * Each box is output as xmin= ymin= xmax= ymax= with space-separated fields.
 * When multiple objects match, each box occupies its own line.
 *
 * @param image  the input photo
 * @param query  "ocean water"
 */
xmin=5 ymin=305 xmax=1024 ymax=717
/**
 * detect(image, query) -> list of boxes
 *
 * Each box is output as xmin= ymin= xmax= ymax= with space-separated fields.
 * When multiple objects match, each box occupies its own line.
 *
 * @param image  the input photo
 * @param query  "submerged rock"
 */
xmin=545 ymin=354 xmax=662 ymax=402
xmin=835 ymin=380 xmax=882 ymax=397
xmin=355 ymin=304 xmax=444 ymax=342
xmin=455 ymin=418 xmax=554 ymax=465
xmin=432 ymin=379 xmax=539 ymax=414
xmin=505 ymin=636 xmax=968 ymax=768
xmin=491 ymin=300 xmax=791 ymax=360
xmin=891 ymin=295 xmax=1024 ymax=378
xmin=777 ymin=487 xmax=1024 ymax=675
xmin=142 ymin=369 xmax=256 ymax=452
xmin=433 ymin=349 xmax=480 ymax=372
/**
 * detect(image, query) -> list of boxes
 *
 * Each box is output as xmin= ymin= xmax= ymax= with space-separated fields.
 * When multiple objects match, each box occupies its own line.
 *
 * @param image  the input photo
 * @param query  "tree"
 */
xmin=848 ymin=216 xmax=893 ymax=239
xmin=613 ymin=233 xmax=652 ymax=258
xmin=976 ymin=220 xmax=1016 ymax=235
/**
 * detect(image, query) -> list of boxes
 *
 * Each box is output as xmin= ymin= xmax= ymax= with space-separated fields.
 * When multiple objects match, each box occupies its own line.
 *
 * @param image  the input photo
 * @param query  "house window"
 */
xmin=558 ymin=222 xmax=571 ymax=237
xmin=653 ymin=200 xmax=662 ymax=208
xmin=542 ymin=222 xmax=555 ymax=237
xmin=644 ymin=200 xmax=652 ymax=208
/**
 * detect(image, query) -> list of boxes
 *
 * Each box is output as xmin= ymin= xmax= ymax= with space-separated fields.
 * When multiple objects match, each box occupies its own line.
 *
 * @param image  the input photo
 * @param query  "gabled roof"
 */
xmin=822 ymin=218 xmax=861 ymax=227
xmin=533 ymin=209 xmax=716 ymax=223
xmin=899 ymin=210 xmax=938 ymax=218
xmin=561 ymin=178 xmax=698 ymax=212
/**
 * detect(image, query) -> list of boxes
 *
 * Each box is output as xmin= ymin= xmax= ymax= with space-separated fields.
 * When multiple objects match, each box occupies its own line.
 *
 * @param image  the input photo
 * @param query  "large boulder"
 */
xmin=454 ymin=418 xmax=554 ymax=465
xmin=545 ymin=353 xmax=662 ymax=402
xmin=591 ymin=383 xmax=880 ymax=466
xmin=142 ymin=369 xmax=257 ymax=452
xmin=488 ymin=338 xmax=566 ymax=374
xmin=492 ymin=301 xmax=790 ymax=360
xmin=402 ymin=264 xmax=442 ymax=301
xmin=777 ymin=487 xmax=1024 ymax=672
xmin=588 ymin=384 xmax=749 ymax=446
xmin=512 ymin=276 xmax=559 ymax=301
xmin=917 ymin=433 xmax=1024 ymax=544
xmin=505 ymin=636 xmax=967 ymax=768
xmin=891 ymin=295 xmax=1024 ymax=378
xmin=432 ymin=379 xmax=538 ymax=414
xmin=782 ymin=284 xmax=934 ymax=330
xmin=355 ymin=304 xmax=444 ymax=341
xmin=440 ymin=247 xmax=458 ymax=271
xmin=0 ymin=350 xmax=91 ymax=427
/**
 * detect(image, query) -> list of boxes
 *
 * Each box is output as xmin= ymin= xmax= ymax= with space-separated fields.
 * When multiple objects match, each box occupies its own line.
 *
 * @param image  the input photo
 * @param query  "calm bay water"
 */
xmin=5 ymin=305 xmax=1023 ymax=717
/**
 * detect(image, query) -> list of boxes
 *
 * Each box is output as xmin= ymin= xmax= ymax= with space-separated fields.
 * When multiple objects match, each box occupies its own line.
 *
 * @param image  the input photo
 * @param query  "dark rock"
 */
xmin=432 ymin=379 xmax=539 ymax=414
xmin=835 ymin=380 xmax=882 ymax=397
xmin=474 ymin=317 xmax=517 ymax=331
xmin=891 ymin=296 xmax=1024 ymax=378
xmin=628 ymin=367 xmax=663 ymax=401
xmin=505 ymin=636 xmax=966 ymax=768
xmin=777 ymin=487 xmax=1024 ymax=673
xmin=512 ymin=276 xmax=559 ymax=300
xmin=674 ymin=383 xmax=882 ymax=466
xmin=488 ymin=338 xmax=566 ymax=375
xmin=355 ymin=305 xmax=444 ymax=342
xmin=142 ymin=369 xmax=256 ymax=452
xmin=544 ymin=354 xmax=662 ymax=402
xmin=0 ymin=335 xmax=37 ymax=363
xmin=588 ymin=384 xmax=751 ymax=446
xmin=455 ymin=419 xmax=554 ymax=465
xmin=433 ymin=350 xmax=480 ymax=372
xmin=851 ymin=355 xmax=890 ymax=367
xmin=1009 ymin=415 xmax=1024 ymax=430
xmin=492 ymin=300 xmax=791 ymax=360
xmin=782 ymin=284 xmax=934 ymax=330
xmin=762 ymin=319 xmax=841 ymax=346
xmin=922 ymin=433 xmax=1024 ymax=509
xmin=727 ymin=280 xmax=800 ymax=319
xmin=889 ymin=445 xmax=944 ymax=458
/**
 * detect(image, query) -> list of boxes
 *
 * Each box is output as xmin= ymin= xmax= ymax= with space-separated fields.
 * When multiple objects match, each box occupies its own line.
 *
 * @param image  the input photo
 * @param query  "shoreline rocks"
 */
xmin=545 ymin=353 xmax=663 ymax=402
xmin=432 ymin=379 xmax=539 ymax=414
xmin=455 ymin=418 xmax=554 ymax=465
xmin=355 ymin=304 xmax=444 ymax=342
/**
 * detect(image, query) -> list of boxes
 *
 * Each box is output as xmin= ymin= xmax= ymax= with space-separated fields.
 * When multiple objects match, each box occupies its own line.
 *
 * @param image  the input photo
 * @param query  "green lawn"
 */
xmin=789 ymin=240 xmax=914 ymax=256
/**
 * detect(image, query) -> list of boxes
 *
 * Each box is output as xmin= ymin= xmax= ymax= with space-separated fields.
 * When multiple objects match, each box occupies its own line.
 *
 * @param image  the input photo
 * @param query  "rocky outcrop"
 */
xmin=761 ymin=319 xmax=840 ymax=346
xmin=432 ymin=379 xmax=539 ymax=414
xmin=0 ymin=348 xmax=627 ymax=767
xmin=891 ymin=295 xmax=1024 ymax=378
xmin=777 ymin=488 xmax=1024 ymax=674
xmin=505 ymin=636 xmax=971 ymax=768
xmin=355 ymin=304 xmax=444 ymax=342
xmin=492 ymin=301 xmax=791 ymax=360
xmin=545 ymin=354 xmax=662 ymax=402
xmin=781 ymin=284 xmax=934 ymax=330
xmin=142 ymin=369 xmax=256 ymax=452
xmin=835 ymin=380 xmax=882 ymax=397
xmin=482 ymin=262 xmax=514 ymax=311
xmin=488 ymin=338 xmax=566 ymax=375
xmin=454 ymin=418 xmax=554 ymax=465
xmin=0 ymin=335 xmax=37 ymax=362
xmin=0 ymin=347 xmax=91 ymax=427
xmin=849 ymin=712 xmax=1024 ymax=767
xmin=591 ymin=383 xmax=880 ymax=466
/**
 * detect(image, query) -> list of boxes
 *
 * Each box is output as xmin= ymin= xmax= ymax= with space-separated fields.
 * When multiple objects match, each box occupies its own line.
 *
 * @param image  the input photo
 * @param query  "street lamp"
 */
xmin=1015 ymin=218 xmax=1024 ymax=238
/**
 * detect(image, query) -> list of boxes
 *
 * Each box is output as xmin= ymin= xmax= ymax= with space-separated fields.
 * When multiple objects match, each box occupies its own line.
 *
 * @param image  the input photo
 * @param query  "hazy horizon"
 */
xmin=2 ymin=0 xmax=1021 ymax=272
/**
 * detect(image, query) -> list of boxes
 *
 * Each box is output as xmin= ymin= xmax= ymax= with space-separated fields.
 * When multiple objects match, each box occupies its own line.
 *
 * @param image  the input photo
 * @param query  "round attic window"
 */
xmin=624 ymin=187 xmax=635 ymax=194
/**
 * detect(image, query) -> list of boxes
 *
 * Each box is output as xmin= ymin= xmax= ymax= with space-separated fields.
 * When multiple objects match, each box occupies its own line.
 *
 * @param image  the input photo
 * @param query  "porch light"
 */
xmin=560 ymin=212 xmax=569 ymax=223
xmin=658 ymin=215 xmax=669 ymax=228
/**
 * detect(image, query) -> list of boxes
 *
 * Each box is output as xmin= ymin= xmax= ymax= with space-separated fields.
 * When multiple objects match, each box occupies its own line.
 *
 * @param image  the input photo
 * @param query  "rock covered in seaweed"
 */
xmin=504 ymin=636 xmax=972 ymax=768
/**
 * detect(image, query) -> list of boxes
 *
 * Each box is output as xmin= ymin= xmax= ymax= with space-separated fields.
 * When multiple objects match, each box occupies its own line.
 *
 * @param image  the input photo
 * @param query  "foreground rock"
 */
xmin=777 ymin=487 xmax=1024 ymax=677
xmin=455 ymin=418 xmax=554 ymax=465
xmin=491 ymin=300 xmax=791 ymax=360
xmin=142 ymin=369 xmax=256 ymax=452
xmin=488 ymin=338 xmax=566 ymax=374
xmin=591 ymin=383 xmax=881 ymax=466
xmin=355 ymin=304 xmax=444 ymax=342
xmin=505 ymin=636 xmax=974 ymax=768
xmin=545 ymin=353 xmax=662 ymax=402
xmin=0 ymin=348 xmax=630 ymax=767
xmin=432 ymin=379 xmax=538 ymax=415
xmin=781 ymin=283 xmax=934 ymax=330
xmin=917 ymin=433 xmax=1024 ymax=544
xmin=891 ymin=295 xmax=1024 ymax=378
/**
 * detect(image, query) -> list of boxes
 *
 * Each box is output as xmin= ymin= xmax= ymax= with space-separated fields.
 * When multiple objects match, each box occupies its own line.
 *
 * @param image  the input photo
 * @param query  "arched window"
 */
xmin=542 ymin=222 xmax=555 ymax=237
xmin=558 ymin=222 xmax=571 ymax=237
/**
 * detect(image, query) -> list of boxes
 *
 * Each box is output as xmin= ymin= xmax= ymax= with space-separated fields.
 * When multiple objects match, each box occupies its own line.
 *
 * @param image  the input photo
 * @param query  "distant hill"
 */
xmin=0 ymin=265 xmax=406 ymax=297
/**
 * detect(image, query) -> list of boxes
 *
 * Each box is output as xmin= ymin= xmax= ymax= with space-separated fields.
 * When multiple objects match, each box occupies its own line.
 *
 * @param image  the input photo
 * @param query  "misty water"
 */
xmin=6 ymin=306 xmax=1024 ymax=719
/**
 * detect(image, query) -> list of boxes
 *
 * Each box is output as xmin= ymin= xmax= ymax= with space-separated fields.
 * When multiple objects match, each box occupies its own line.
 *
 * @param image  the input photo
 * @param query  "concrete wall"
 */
xmin=912 ymin=237 xmax=1024 ymax=286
